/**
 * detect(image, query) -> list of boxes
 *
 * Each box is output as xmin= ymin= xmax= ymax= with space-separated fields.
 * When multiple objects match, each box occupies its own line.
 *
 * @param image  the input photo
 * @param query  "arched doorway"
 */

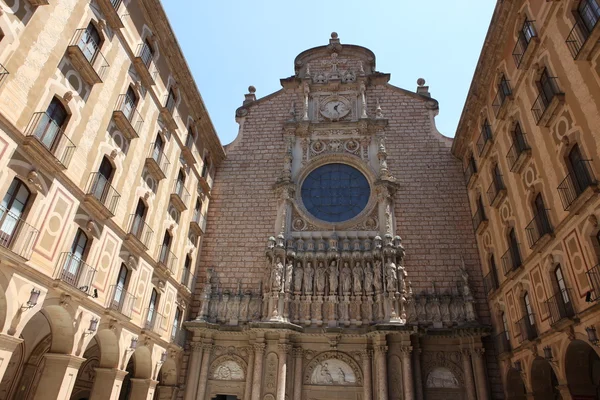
xmin=153 ymin=358 xmax=178 ymax=400
xmin=118 ymin=357 xmax=135 ymax=400
xmin=531 ymin=357 xmax=560 ymax=399
xmin=506 ymin=367 xmax=527 ymax=400
xmin=565 ymin=340 xmax=600 ymax=399
xmin=69 ymin=338 xmax=101 ymax=400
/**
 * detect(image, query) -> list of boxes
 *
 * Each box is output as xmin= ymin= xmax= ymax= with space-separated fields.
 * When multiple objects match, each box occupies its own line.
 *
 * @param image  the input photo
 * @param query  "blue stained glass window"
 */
xmin=301 ymin=163 xmax=370 ymax=223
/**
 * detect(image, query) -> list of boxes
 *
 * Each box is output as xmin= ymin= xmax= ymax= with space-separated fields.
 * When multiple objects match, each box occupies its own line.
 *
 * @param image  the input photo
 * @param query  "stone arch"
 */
xmin=70 ymin=337 xmax=101 ymax=400
xmin=530 ymin=357 xmax=560 ymax=400
xmin=209 ymin=354 xmax=247 ymax=381
xmin=158 ymin=357 xmax=178 ymax=386
xmin=39 ymin=304 xmax=76 ymax=354
xmin=303 ymin=351 xmax=363 ymax=386
xmin=421 ymin=352 xmax=465 ymax=389
xmin=94 ymin=328 xmax=120 ymax=369
xmin=132 ymin=345 xmax=153 ymax=379
xmin=564 ymin=339 xmax=600 ymax=398
xmin=506 ymin=367 xmax=527 ymax=400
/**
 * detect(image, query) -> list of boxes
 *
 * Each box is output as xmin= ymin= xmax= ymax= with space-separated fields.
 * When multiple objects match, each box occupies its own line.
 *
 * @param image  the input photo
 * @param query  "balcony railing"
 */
xmin=502 ymin=244 xmax=522 ymax=276
xmin=525 ymin=209 xmax=553 ymax=248
xmin=96 ymin=0 xmax=124 ymax=30
xmin=134 ymin=43 xmax=157 ymax=86
xmin=0 ymin=63 xmax=8 ymax=86
xmin=531 ymin=77 xmax=564 ymax=125
xmin=164 ymin=94 xmax=176 ymax=114
xmin=506 ymin=133 xmax=531 ymax=172
xmin=145 ymin=144 xmax=170 ymax=180
xmin=492 ymin=80 xmax=512 ymax=118
xmin=181 ymin=268 xmax=196 ymax=292
xmin=85 ymin=173 xmax=121 ymax=216
xmin=494 ymin=331 xmax=512 ymax=355
xmin=476 ymin=123 xmax=493 ymax=156
xmin=566 ymin=1 xmax=600 ymax=59
xmin=55 ymin=252 xmax=96 ymax=295
xmin=587 ymin=263 xmax=600 ymax=301
xmin=513 ymin=21 xmax=537 ymax=68
xmin=483 ymin=270 xmax=500 ymax=296
xmin=464 ymin=159 xmax=477 ymax=186
xmin=516 ymin=314 xmax=538 ymax=343
xmin=157 ymin=245 xmax=177 ymax=274
xmin=190 ymin=210 xmax=207 ymax=235
xmin=171 ymin=180 xmax=191 ymax=211
xmin=107 ymin=285 xmax=135 ymax=318
xmin=171 ymin=327 xmax=187 ymax=348
xmin=126 ymin=214 xmax=153 ymax=249
xmin=487 ymin=177 xmax=506 ymax=206
xmin=0 ymin=206 xmax=39 ymax=260
xmin=546 ymin=288 xmax=575 ymax=326
xmin=557 ymin=160 xmax=598 ymax=210
xmin=472 ymin=206 xmax=487 ymax=232
xmin=113 ymin=94 xmax=144 ymax=140
xmin=25 ymin=112 xmax=76 ymax=168
xmin=67 ymin=29 xmax=109 ymax=84
xmin=144 ymin=308 xmax=165 ymax=333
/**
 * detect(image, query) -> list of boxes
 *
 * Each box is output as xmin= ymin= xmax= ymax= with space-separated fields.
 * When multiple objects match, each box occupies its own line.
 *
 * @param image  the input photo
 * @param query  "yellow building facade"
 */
xmin=453 ymin=0 xmax=600 ymax=398
xmin=0 ymin=1 xmax=223 ymax=399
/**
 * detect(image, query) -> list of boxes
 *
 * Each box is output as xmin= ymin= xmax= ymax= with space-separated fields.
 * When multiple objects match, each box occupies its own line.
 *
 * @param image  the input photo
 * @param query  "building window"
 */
xmin=171 ymin=307 xmax=182 ymax=341
xmin=61 ymin=228 xmax=90 ymax=284
xmin=146 ymin=288 xmax=160 ymax=327
xmin=35 ymin=97 xmax=69 ymax=150
xmin=91 ymin=156 xmax=115 ymax=202
xmin=554 ymin=265 xmax=571 ymax=304
xmin=159 ymin=230 xmax=172 ymax=264
xmin=79 ymin=22 xmax=102 ymax=64
xmin=502 ymin=312 xmax=510 ymax=338
xmin=122 ymin=86 xmax=138 ymax=120
xmin=523 ymin=292 xmax=535 ymax=325
xmin=111 ymin=263 xmax=129 ymax=308
xmin=568 ymin=144 xmax=594 ymax=196
xmin=165 ymin=88 xmax=176 ymax=113
xmin=201 ymin=155 xmax=211 ymax=179
xmin=578 ymin=0 xmax=600 ymax=33
xmin=464 ymin=155 xmax=477 ymax=185
xmin=492 ymin=75 xmax=512 ymax=117
xmin=513 ymin=18 xmax=537 ymax=67
xmin=140 ymin=38 xmax=154 ymax=67
xmin=152 ymin=134 xmax=164 ymax=163
xmin=0 ymin=179 xmax=32 ymax=247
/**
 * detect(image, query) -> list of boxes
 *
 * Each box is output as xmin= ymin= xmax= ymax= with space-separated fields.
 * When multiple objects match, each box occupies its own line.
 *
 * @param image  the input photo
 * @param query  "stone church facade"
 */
xmin=183 ymin=34 xmax=500 ymax=400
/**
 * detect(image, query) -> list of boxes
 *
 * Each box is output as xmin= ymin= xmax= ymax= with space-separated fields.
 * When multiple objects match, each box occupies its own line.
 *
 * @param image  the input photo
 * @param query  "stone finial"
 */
xmin=416 ymin=78 xmax=430 ymax=97
xmin=243 ymin=86 xmax=257 ymax=105
xmin=375 ymin=99 xmax=384 ymax=119
xmin=329 ymin=32 xmax=341 ymax=49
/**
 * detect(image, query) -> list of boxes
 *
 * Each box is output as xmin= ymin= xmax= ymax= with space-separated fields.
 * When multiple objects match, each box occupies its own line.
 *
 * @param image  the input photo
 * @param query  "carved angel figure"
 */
xmin=304 ymin=262 xmax=314 ymax=293
xmin=341 ymin=262 xmax=352 ymax=294
xmin=397 ymin=264 xmax=408 ymax=293
xmin=352 ymin=262 xmax=363 ymax=294
xmin=328 ymin=261 xmax=339 ymax=294
xmin=285 ymin=260 xmax=293 ymax=292
xmin=316 ymin=262 xmax=326 ymax=293
xmin=271 ymin=257 xmax=284 ymax=292
xmin=293 ymin=263 xmax=303 ymax=293
xmin=364 ymin=262 xmax=374 ymax=293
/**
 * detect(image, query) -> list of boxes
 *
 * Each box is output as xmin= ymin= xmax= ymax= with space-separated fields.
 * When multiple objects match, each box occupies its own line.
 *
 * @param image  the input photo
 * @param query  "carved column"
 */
xmin=128 ymin=378 xmax=159 ymax=400
xmin=31 ymin=353 xmax=85 ymax=400
xmin=461 ymin=350 xmax=477 ymax=400
xmin=361 ymin=350 xmax=373 ymax=400
xmin=184 ymin=343 xmax=203 ymax=400
xmin=472 ymin=348 xmax=489 ymax=400
xmin=244 ymin=346 xmax=255 ymax=400
xmin=374 ymin=345 xmax=388 ymax=400
xmin=401 ymin=346 xmax=414 ymax=400
xmin=195 ymin=343 xmax=213 ymax=400
xmin=251 ymin=343 xmax=266 ymax=400
xmin=277 ymin=343 xmax=291 ymax=400
xmin=413 ymin=347 xmax=423 ymax=400
xmin=90 ymin=368 xmax=129 ymax=400
xmin=0 ymin=334 xmax=22 ymax=383
xmin=293 ymin=347 xmax=303 ymax=400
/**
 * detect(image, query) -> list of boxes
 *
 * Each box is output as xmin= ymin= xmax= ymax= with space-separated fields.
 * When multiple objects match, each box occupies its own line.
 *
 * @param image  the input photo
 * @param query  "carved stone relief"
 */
xmin=426 ymin=367 xmax=460 ymax=388
xmin=304 ymin=351 xmax=362 ymax=386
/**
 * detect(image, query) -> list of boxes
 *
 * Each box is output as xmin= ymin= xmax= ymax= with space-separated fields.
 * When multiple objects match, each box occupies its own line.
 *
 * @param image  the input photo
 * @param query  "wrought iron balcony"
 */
xmin=133 ymin=42 xmax=157 ymax=87
xmin=66 ymin=29 xmax=109 ymax=85
xmin=472 ymin=206 xmax=487 ymax=233
xmin=171 ymin=327 xmax=187 ymax=348
xmin=494 ymin=331 xmax=512 ymax=355
xmin=476 ymin=122 xmax=493 ymax=156
xmin=546 ymin=288 xmax=575 ymax=326
xmin=531 ymin=77 xmax=564 ymax=126
xmin=125 ymin=214 xmax=153 ymax=250
xmin=587 ymin=263 xmax=600 ymax=301
xmin=107 ymin=285 xmax=135 ymax=318
xmin=157 ymin=245 xmax=177 ymax=275
xmin=181 ymin=134 xmax=198 ymax=165
xmin=0 ymin=63 xmax=8 ymax=86
xmin=483 ymin=270 xmax=500 ymax=296
xmin=190 ymin=210 xmax=207 ymax=236
xmin=492 ymin=79 xmax=512 ymax=118
xmin=487 ymin=177 xmax=506 ymax=208
xmin=84 ymin=172 xmax=121 ymax=218
xmin=506 ymin=133 xmax=531 ymax=173
xmin=525 ymin=209 xmax=553 ymax=248
xmin=516 ymin=314 xmax=538 ymax=343
xmin=24 ymin=112 xmax=76 ymax=170
xmin=144 ymin=308 xmax=165 ymax=334
xmin=159 ymin=94 xmax=178 ymax=130
xmin=96 ymin=0 xmax=124 ymax=30
xmin=557 ymin=160 xmax=598 ymax=210
xmin=181 ymin=268 xmax=196 ymax=292
xmin=113 ymin=94 xmax=144 ymax=140
xmin=566 ymin=1 xmax=600 ymax=60
xmin=55 ymin=253 xmax=97 ymax=295
xmin=513 ymin=21 xmax=537 ymax=68
xmin=502 ymin=244 xmax=523 ymax=276
xmin=145 ymin=144 xmax=170 ymax=181
xmin=464 ymin=159 xmax=478 ymax=188
xmin=0 ymin=205 xmax=39 ymax=260
xmin=171 ymin=179 xmax=190 ymax=212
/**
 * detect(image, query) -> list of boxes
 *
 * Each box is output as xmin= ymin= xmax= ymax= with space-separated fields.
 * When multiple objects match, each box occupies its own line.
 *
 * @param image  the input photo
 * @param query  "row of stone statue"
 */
xmin=267 ymin=256 xmax=407 ymax=296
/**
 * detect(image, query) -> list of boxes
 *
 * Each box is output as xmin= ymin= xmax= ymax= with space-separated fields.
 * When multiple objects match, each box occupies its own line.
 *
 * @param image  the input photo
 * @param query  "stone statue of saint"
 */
xmin=385 ymin=259 xmax=398 ymax=293
xmin=364 ymin=262 xmax=374 ymax=293
xmin=459 ymin=259 xmax=472 ymax=297
xmin=397 ymin=263 xmax=407 ymax=293
xmin=293 ymin=263 xmax=303 ymax=293
xmin=271 ymin=257 xmax=284 ymax=292
xmin=352 ymin=262 xmax=363 ymax=294
xmin=316 ymin=262 xmax=326 ymax=293
xmin=341 ymin=262 xmax=352 ymax=294
xmin=374 ymin=260 xmax=383 ymax=292
xmin=304 ymin=262 xmax=314 ymax=293
xmin=285 ymin=259 xmax=293 ymax=292
xmin=328 ymin=261 xmax=339 ymax=294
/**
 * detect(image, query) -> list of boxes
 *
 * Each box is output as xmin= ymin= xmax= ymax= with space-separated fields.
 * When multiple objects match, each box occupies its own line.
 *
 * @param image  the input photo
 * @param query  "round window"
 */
xmin=300 ymin=163 xmax=370 ymax=223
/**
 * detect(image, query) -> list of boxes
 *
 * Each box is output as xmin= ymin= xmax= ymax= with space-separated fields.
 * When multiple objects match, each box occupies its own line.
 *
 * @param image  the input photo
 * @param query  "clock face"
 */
xmin=321 ymin=99 xmax=350 ymax=120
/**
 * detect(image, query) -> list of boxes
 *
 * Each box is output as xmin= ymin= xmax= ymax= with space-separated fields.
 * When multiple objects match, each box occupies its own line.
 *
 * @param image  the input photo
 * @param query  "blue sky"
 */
xmin=161 ymin=1 xmax=496 ymax=146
